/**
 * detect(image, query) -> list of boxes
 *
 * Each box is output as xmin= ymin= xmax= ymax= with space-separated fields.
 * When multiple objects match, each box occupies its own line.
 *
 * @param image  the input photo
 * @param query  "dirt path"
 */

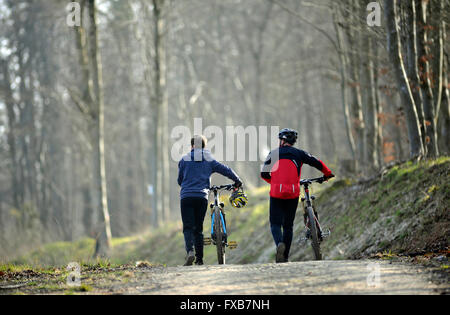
xmin=97 ymin=260 xmax=447 ymax=295
xmin=1 ymin=260 xmax=447 ymax=295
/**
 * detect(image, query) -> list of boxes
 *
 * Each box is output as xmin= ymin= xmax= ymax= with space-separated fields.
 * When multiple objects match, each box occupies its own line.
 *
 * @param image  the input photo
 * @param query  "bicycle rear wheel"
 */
xmin=307 ymin=206 xmax=322 ymax=260
xmin=214 ymin=208 xmax=226 ymax=265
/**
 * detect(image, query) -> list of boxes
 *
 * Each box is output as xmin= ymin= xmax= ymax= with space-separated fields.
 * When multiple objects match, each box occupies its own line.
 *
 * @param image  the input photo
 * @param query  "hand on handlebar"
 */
xmin=323 ymin=174 xmax=335 ymax=181
xmin=233 ymin=181 xmax=243 ymax=189
xmin=316 ymin=174 xmax=335 ymax=184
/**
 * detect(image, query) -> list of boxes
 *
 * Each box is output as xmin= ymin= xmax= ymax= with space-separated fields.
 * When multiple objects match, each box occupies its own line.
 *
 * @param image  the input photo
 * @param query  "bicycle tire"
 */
xmin=307 ymin=206 xmax=322 ymax=260
xmin=214 ymin=207 xmax=226 ymax=264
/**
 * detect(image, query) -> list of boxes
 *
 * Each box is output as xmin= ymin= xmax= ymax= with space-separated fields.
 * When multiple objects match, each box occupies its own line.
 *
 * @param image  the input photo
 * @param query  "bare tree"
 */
xmin=70 ymin=0 xmax=112 ymax=256
xmin=384 ymin=0 xmax=424 ymax=158
xmin=417 ymin=1 xmax=438 ymax=157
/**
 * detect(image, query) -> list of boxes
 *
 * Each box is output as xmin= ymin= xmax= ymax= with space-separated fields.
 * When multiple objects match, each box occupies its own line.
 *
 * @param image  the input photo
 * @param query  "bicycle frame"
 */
xmin=210 ymin=212 xmax=227 ymax=236
xmin=300 ymin=177 xmax=330 ymax=237
xmin=210 ymin=188 xmax=227 ymax=237
xmin=207 ymin=184 xmax=236 ymax=264
xmin=302 ymin=181 xmax=313 ymax=207
xmin=209 ymin=185 xmax=233 ymax=241
xmin=299 ymin=177 xmax=331 ymax=260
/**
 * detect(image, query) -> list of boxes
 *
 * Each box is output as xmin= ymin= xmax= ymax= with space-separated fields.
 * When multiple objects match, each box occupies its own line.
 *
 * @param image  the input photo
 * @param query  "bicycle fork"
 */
xmin=204 ymin=209 xmax=238 ymax=249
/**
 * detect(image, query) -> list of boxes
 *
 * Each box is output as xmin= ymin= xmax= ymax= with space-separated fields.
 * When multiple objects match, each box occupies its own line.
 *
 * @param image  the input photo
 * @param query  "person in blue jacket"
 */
xmin=177 ymin=135 xmax=242 ymax=266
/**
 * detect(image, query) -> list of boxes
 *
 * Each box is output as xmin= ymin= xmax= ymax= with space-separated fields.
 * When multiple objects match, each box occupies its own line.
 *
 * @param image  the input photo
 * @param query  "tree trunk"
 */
xmin=17 ymin=48 xmax=39 ymax=213
xmin=345 ymin=0 xmax=365 ymax=171
xmin=302 ymin=82 xmax=316 ymax=152
xmin=251 ymin=2 xmax=272 ymax=127
xmin=405 ymin=0 xmax=426 ymax=147
xmin=154 ymin=0 xmax=170 ymax=222
xmin=318 ymin=76 xmax=336 ymax=157
xmin=384 ymin=0 xmax=424 ymax=158
xmin=87 ymin=0 xmax=112 ymax=257
xmin=417 ymin=1 xmax=439 ymax=157
xmin=364 ymin=35 xmax=379 ymax=172
xmin=1 ymin=59 xmax=21 ymax=210
xmin=431 ymin=0 xmax=444 ymax=138
xmin=438 ymin=50 xmax=450 ymax=154
xmin=373 ymin=40 xmax=384 ymax=168
xmin=71 ymin=0 xmax=112 ymax=255
xmin=332 ymin=3 xmax=357 ymax=162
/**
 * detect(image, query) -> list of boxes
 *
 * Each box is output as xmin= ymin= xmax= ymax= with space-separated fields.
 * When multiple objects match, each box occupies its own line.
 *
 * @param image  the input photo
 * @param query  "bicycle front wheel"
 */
xmin=307 ymin=206 xmax=322 ymax=260
xmin=214 ymin=208 xmax=226 ymax=265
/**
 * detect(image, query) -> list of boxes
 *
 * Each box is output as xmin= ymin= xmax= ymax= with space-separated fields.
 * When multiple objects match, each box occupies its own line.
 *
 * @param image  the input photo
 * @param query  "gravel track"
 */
xmin=104 ymin=260 xmax=447 ymax=295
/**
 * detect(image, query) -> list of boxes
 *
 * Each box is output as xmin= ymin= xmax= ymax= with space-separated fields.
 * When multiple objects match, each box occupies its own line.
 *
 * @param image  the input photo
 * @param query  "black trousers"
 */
xmin=269 ymin=197 xmax=299 ymax=260
xmin=180 ymin=197 xmax=208 ymax=260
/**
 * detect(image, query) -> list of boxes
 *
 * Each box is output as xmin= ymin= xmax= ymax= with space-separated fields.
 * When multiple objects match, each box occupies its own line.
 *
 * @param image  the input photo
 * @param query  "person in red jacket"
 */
xmin=261 ymin=128 xmax=334 ymax=263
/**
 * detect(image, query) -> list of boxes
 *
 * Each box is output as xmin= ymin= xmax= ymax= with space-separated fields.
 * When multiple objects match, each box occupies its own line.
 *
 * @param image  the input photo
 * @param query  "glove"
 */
xmin=324 ymin=174 xmax=335 ymax=181
xmin=233 ymin=181 xmax=242 ymax=189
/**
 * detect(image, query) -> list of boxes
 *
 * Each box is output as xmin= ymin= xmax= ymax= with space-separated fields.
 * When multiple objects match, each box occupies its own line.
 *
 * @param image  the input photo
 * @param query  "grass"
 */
xmin=11 ymin=238 xmax=96 ymax=267
xmin=0 ymin=264 xmax=35 ymax=273
xmin=68 ymin=284 xmax=93 ymax=293
xmin=4 ymin=236 xmax=140 ymax=270
xmin=0 ymin=263 xmax=59 ymax=275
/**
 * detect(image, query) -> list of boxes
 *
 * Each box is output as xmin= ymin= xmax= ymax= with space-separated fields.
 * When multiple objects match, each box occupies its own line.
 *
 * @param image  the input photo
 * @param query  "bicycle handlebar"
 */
xmin=300 ymin=175 xmax=335 ymax=185
xmin=209 ymin=175 xmax=333 ymax=191
xmin=209 ymin=184 xmax=234 ymax=191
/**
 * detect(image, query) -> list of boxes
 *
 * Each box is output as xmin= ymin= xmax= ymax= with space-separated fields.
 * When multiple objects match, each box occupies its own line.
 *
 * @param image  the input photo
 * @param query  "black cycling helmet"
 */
xmin=278 ymin=128 xmax=298 ymax=145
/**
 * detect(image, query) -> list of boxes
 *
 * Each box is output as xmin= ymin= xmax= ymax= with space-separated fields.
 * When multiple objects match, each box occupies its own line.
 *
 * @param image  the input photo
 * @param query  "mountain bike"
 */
xmin=299 ymin=176 xmax=333 ymax=260
xmin=203 ymin=184 xmax=238 ymax=264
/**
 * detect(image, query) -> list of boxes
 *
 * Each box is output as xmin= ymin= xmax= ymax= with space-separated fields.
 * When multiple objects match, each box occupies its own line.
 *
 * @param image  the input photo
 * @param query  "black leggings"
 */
xmin=180 ymin=197 xmax=208 ymax=259
xmin=269 ymin=197 xmax=299 ymax=260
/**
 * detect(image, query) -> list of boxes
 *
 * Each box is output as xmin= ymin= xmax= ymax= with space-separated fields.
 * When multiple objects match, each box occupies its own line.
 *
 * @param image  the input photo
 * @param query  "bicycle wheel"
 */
xmin=307 ymin=206 xmax=322 ymax=260
xmin=214 ymin=207 xmax=226 ymax=265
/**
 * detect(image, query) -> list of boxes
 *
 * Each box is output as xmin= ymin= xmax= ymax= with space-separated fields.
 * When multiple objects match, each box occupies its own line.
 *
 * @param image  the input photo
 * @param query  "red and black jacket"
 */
xmin=261 ymin=146 xmax=332 ymax=199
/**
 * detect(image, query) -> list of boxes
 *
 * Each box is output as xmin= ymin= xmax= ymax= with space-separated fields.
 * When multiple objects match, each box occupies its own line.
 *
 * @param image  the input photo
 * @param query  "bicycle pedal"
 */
xmin=321 ymin=229 xmax=331 ymax=238
xmin=227 ymin=241 xmax=238 ymax=249
xmin=203 ymin=237 xmax=212 ymax=245
xmin=298 ymin=237 xmax=308 ymax=244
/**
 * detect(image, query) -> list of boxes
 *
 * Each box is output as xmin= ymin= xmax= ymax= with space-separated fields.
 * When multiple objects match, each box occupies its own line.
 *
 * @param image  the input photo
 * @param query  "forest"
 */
xmin=0 ymin=0 xmax=448 ymax=261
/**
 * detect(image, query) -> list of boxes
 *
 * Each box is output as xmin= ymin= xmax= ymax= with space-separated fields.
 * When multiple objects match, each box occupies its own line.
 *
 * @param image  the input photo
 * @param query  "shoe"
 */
xmin=195 ymin=258 xmax=204 ymax=266
xmin=184 ymin=250 xmax=195 ymax=266
xmin=276 ymin=242 xmax=286 ymax=263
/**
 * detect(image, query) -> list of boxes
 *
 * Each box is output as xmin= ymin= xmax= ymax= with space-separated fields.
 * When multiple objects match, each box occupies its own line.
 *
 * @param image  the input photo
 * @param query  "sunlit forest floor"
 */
xmin=1 ymin=157 xmax=448 ymax=294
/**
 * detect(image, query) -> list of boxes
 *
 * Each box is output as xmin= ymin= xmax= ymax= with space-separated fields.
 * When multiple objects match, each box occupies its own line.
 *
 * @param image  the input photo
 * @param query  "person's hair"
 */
xmin=191 ymin=135 xmax=207 ymax=149
xmin=280 ymin=139 xmax=292 ymax=147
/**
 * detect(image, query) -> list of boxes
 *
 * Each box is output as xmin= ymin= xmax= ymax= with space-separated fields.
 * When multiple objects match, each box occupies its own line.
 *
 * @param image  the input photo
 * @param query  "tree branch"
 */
xmin=269 ymin=0 xmax=339 ymax=54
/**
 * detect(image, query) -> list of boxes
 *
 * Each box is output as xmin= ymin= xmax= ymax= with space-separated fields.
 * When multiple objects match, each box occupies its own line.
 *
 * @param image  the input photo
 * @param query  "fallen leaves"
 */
xmin=373 ymin=250 xmax=399 ymax=260
xmin=135 ymin=261 xmax=152 ymax=268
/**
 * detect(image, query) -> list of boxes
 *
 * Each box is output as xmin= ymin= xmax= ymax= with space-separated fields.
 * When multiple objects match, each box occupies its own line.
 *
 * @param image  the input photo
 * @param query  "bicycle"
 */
xmin=299 ymin=176 xmax=333 ymax=260
xmin=203 ymin=184 xmax=238 ymax=264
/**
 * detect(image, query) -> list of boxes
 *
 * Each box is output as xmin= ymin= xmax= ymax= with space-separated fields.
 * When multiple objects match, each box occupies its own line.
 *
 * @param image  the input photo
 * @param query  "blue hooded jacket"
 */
xmin=177 ymin=149 xmax=241 ymax=200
